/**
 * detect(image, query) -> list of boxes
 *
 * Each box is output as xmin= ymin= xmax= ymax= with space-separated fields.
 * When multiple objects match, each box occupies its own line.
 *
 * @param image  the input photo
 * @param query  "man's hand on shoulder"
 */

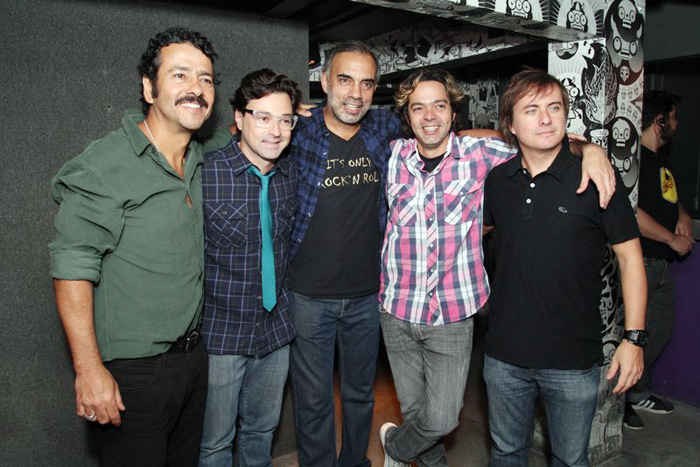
xmin=606 ymin=340 xmax=643 ymax=395
xmin=75 ymin=363 xmax=125 ymax=425
xmin=577 ymin=143 xmax=616 ymax=209
xmin=297 ymin=102 xmax=316 ymax=118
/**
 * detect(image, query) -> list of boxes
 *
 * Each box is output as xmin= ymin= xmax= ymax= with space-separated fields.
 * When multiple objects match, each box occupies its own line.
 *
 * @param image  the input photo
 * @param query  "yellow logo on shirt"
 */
xmin=660 ymin=167 xmax=678 ymax=204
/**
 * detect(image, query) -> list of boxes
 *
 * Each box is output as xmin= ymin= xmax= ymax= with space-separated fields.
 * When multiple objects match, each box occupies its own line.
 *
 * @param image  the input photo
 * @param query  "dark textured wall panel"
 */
xmin=0 ymin=0 xmax=307 ymax=464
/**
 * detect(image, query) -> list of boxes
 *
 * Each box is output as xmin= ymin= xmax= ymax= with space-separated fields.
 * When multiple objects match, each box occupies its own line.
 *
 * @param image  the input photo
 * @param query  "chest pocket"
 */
xmin=274 ymin=198 xmax=295 ymax=240
xmin=442 ymin=179 xmax=479 ymax=225
xmin=387 ymin=183 xmax=418 ymax=226
xmin=205 ymin=201 xmax=247 ymax=249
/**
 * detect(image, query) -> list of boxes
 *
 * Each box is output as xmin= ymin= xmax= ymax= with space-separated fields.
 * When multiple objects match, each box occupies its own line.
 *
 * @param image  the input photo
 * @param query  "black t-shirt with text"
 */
xmin=288 ymin=132 xmax=381 ymax=298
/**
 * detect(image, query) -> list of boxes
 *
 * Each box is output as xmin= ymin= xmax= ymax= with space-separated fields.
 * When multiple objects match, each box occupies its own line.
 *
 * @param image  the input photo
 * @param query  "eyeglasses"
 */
xmin=243 ymin=109 xmax=298 ymax=131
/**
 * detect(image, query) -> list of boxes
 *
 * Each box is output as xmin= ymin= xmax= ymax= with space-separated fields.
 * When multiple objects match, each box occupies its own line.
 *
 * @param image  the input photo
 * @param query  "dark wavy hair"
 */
xmin=137 ymin=27 xmax=218 ymax=114
xmin=394 ymin=68 xmax=465 ymax=136
xmin=230 ymin=68 xmax=302 ymax=114
xmin=642 ymin=90 xmax=681 ymax=131
xmin=499 ymin=68 xmax=569 ymax=147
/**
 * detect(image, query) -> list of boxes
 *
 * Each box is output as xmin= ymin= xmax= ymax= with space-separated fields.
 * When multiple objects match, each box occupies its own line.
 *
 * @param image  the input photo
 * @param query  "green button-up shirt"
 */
xmin=50 ymin=110 xmax=204 ymax=361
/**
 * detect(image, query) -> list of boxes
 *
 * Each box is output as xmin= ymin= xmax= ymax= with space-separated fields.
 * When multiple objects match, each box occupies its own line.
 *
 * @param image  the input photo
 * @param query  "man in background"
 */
xmin=624 ymin=90 xmax=693 ymax=429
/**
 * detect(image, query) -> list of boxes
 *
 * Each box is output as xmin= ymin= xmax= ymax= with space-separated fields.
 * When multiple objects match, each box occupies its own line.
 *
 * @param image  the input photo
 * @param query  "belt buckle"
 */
xmin=183 ymin=329 xmax=199 ymax=352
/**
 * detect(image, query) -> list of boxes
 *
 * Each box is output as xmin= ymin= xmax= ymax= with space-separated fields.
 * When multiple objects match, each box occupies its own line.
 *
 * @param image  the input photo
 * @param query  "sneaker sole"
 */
xmin=623 ymin=422 xmax=644 ymax=430
xmin=632 ymin=404 xmax=674 ymax=414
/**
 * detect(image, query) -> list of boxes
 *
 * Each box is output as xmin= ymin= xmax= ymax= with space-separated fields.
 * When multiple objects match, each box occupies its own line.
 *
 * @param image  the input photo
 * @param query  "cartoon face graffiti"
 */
xmin=618 ymin=0 xmax=637 ymax=28
xmin=555 ymin=41 xmax=579 ymax=60
xmin=619 ymin=65 xmax=630 ymax=83
xmin=560 ymin=77 xmax=583 ymax=125
xmin=607 ymin=116 xmax=639 ymax=187
xmin=566 ymin=1 xmax=588 ymax=32
xmin=605 ymin=0 xmax=644 ymax=83
xmin=507 ymin=0 xmax=533 ymax=19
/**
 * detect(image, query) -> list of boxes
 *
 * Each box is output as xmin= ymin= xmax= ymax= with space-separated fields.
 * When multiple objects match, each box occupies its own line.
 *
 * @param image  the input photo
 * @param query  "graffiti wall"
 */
xmin=547 ymin=0 xmax=645 ymax=463
xmin=310 ymin=19 xmax=530 ymax=81
xmin=352 ymin=0 xmax=598 ymax=41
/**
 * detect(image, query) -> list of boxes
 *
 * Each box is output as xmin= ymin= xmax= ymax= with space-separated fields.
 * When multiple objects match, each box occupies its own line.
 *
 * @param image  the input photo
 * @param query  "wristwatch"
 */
xmin=623 ymin=330 xmax=649 ymax=348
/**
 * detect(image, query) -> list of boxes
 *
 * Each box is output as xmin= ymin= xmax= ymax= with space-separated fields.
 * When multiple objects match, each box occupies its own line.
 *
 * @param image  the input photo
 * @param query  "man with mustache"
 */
xmin=623 ymin=90 xmax=693 ymax=429
xmin=50 ymin=28 xmax=216 ymax=466
xmin=198 ymin=68 xmax=301 ymax=467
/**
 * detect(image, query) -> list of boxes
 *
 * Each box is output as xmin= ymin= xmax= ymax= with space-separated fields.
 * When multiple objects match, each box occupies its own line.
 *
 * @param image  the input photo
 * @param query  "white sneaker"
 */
xmin=380 ymin=422 xmax=408 ymax=467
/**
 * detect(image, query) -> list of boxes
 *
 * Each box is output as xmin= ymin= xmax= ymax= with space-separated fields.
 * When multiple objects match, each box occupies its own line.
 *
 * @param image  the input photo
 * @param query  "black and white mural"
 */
xmin=352 ymin=0 xmax=598 ymax=41
xmin=549 ymin=0 xmax=645 ymax=463
xmin=310 ymin=19 xmax=530 ymax=81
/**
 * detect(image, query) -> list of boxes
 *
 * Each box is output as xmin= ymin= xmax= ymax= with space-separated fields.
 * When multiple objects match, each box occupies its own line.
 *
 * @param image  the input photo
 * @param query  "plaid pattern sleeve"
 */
xmin=379 ymin=133 xmax=516 ymax=325
xmin=288 ymin=105 xmax=401 ymax=259
xmin=201 ymin=137 xmax=297 ymax=356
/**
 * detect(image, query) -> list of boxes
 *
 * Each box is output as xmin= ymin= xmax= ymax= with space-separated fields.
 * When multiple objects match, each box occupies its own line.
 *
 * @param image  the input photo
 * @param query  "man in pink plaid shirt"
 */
xmin=378 ymin=69 xmax=617 ymax=467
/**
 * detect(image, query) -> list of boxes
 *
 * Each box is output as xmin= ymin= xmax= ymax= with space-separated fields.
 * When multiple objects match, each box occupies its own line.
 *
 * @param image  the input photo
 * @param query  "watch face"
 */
xmin=625 ymin=330 xmax=649 ymax=347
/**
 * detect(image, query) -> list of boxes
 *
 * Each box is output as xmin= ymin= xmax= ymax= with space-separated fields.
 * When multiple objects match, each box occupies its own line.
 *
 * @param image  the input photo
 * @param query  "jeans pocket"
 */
xmin=105 ymin=357 xmax=161 ymax=392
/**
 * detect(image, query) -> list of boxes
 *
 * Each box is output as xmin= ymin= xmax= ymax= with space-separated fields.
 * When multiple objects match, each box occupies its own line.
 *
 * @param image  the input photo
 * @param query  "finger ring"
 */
xmin=85 ymin=413 xmax=97 ymax=422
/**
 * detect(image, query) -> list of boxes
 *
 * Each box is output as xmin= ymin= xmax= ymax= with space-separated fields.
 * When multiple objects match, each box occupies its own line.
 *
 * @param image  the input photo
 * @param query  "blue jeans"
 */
xmin=289 ymin=291 xmax=380 ymax=467
xmin=627 ymin=258 xmax=676 ymax=404
xmin=199 ymin=346 xmax=289 ymax=467
xmin=380 ymin=311 xmax=474 ymax=467
xmin=484 ymin=355 xmax=599 ymax=467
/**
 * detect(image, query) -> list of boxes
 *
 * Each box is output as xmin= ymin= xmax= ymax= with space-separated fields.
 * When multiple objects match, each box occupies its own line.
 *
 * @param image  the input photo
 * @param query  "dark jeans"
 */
xmin=99 ymin=340 xmax=208 ymax=467
xmin=289 ymin=291 xmax=380 ymax=467
xmin=627 ymin=258 xmax=677 ymax=404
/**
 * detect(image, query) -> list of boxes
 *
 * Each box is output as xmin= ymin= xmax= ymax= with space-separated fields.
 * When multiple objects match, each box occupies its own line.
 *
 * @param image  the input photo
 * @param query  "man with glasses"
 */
xmin=199 ymin=68 xmax=301 ymax=467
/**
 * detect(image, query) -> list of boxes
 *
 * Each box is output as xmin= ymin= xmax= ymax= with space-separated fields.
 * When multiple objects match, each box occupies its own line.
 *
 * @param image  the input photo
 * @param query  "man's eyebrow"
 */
xmin=166 ymin=65 xmax=192 ymax=73
xmin=337 ymin=73 xmax=376 ymax=85
xmin=410 ymin=98 xmax=449 ymax=107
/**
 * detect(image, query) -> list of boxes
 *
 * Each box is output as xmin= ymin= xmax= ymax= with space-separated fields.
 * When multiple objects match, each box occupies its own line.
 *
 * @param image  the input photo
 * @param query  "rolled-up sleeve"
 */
xmin=49 ymin=162 xmax=124 ymax=283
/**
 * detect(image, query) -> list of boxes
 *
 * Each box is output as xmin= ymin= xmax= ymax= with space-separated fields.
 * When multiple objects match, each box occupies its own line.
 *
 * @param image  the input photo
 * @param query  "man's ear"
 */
xmin=320 ymin=72 xmax=329 ymax=94
xmin=234 ymin=109 xmax=243 ymax=130
xmin=142 ymin=76 xmax=155 ymax=104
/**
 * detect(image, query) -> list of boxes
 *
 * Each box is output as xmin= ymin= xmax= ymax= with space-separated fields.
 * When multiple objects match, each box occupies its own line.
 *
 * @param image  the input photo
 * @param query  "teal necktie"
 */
xmin=248 ymin=166 xmax=277 ymax=312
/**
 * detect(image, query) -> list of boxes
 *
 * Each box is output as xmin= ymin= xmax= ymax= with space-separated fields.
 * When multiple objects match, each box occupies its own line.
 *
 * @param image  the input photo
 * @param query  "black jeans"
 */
xmin=100 ymin=340 xmax=208 ymax=467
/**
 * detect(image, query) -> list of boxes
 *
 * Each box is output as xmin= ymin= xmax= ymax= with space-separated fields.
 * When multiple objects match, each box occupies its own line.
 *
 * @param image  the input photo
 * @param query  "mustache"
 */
xmin=175 ymin=95 xmax=209 ymax=108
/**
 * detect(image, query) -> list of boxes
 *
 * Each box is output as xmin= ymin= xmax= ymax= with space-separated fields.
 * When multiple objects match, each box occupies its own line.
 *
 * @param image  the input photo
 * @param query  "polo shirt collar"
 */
xmin=507 ymin=139 xmax=573 ymax=181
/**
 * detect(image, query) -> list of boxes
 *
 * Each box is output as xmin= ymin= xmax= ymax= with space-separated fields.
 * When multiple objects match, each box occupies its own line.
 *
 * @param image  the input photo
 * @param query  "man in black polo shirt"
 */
xmin=483 ymin=69 xmax=647 ymax=466
xmin=623 ymin=91 xmax=694 ymax=429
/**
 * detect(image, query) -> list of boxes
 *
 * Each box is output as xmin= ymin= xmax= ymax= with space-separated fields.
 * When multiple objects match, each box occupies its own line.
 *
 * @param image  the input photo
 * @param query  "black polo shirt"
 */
xmin=483 ymin=144 xmax=639 ymax=369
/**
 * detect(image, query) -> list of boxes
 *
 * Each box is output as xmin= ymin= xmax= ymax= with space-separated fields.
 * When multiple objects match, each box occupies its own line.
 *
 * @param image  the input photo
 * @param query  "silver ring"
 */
xmin=85 ymin=413 xmax=97 ymax=422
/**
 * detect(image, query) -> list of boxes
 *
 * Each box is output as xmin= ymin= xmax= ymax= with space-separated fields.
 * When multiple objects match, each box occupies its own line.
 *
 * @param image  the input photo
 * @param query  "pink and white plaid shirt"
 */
xmin=379 ymin=133 xmax=516 ymax=325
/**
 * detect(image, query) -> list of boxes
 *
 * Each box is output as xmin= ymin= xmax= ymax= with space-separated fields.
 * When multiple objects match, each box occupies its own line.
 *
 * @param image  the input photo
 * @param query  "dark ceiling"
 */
xmin=171 ymin=0 xmax=428 ymax=43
